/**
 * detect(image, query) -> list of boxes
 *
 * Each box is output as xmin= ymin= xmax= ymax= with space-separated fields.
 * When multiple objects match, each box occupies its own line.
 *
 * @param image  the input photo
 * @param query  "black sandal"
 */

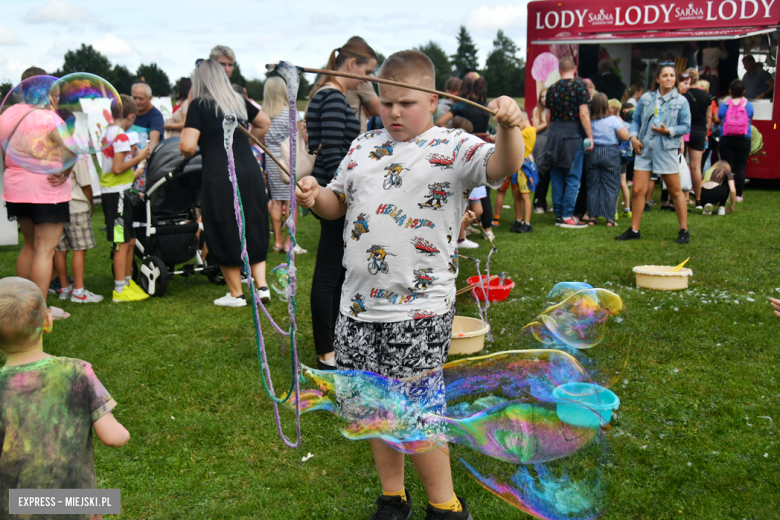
xmin=606 ymin=220 xmax=617 ymax=227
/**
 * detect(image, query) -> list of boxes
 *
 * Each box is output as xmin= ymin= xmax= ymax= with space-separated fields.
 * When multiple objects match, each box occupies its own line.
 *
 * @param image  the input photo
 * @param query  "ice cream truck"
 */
xmin=526 ymin=0 xmax=779 ymax=179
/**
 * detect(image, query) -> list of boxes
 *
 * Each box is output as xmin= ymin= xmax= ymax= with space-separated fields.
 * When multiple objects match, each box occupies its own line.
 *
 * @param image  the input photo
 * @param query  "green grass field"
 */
xmin=1 ymin=182 xmax=778 ymax=519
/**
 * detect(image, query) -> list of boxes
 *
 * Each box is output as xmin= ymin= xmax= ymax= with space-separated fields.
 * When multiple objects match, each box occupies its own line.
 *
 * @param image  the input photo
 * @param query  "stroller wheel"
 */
xmin=204 ymin=257 xmax=225 ymax=285
xmin=140 ymin=256 xmax=169 ymax=297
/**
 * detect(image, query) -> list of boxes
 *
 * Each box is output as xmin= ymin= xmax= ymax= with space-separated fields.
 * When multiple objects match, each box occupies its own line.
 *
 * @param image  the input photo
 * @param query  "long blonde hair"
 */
xmin=263 ymin=77 xmax=288 ymax=120
xmin=191 ymin=59 xmax=247 ymax=121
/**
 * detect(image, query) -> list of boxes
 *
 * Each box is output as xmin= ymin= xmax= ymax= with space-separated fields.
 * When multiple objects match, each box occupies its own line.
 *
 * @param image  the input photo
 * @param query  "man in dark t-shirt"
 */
xmin=131 ymin=81 xmax=165 ymax=151
xmin=544 ymin=57 xmax=594 ymax=228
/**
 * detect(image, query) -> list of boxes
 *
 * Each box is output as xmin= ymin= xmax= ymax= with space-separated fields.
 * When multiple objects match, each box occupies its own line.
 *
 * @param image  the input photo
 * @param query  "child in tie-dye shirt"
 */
xmin=0 ymin=277 xmax=129 ymax=519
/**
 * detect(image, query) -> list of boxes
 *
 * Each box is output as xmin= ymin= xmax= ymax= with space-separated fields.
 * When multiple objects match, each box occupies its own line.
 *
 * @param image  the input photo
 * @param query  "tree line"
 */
xmin=2 ymin=27 xmax=524 ymax=103
xmin=416 ymin=26 xmax=525 ymax=99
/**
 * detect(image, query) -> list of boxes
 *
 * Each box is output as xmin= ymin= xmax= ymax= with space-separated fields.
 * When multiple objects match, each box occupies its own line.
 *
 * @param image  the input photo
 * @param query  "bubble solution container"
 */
xmin=552 ymin=382 xmax=620 ymax=429
xmin=467 ymin=275 xmax=514 ymax=302
xmin=633 ymin=265 xmax=693 ymax=291
xmin=449 ymin=316 xmax=490 ymax=356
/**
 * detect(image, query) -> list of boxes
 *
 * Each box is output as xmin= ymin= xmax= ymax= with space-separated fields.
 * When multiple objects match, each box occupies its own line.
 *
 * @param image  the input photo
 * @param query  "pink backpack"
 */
xmin=722 ymin=98 xmax=750 ymax=136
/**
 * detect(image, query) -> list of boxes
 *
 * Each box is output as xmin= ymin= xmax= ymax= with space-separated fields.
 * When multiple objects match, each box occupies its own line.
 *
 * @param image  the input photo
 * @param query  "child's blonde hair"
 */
xmin=0 ymin=277 xmax=47 ymax=352
xmin=697 ymin=79 xmax=710 ymax=92
xmin=262 ymin=77 xmax=289 ymax=120
xmin=608 ymin=98 xmax=622 ymax=115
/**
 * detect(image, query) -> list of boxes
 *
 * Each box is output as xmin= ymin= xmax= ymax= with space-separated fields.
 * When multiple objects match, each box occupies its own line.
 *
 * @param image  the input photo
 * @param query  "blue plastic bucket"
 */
xmin=552 ymin=383 xmax=620 ymax=429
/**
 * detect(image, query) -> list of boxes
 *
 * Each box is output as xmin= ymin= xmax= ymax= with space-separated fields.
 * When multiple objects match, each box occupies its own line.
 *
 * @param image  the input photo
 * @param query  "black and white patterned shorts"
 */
xmin=334 ymin=307 xmax=455 ymax=436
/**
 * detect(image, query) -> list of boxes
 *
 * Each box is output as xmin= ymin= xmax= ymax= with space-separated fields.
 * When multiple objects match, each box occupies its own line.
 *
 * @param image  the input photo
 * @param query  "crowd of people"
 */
xmin=0 ymin=32 xmax=774 ymax=520
xmin=520 ymin=55 xmax=762 ymax=245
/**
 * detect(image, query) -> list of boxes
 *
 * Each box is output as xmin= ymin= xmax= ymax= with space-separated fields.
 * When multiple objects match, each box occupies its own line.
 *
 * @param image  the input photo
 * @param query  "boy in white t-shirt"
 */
xmin=296 ymin=50 xmax=523 ymax=520
xmin=100 ymin=94 xmax=150 ymax=303
xmin=54 ymin=156 xmax=102 ymax=303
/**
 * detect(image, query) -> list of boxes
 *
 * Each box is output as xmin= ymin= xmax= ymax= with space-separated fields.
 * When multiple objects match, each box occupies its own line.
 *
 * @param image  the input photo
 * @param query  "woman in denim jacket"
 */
xmin=616 ymin=64 xmax=692 ymax=244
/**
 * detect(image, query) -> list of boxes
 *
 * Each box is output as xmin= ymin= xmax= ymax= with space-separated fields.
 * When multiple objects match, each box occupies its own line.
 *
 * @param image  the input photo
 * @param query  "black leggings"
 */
xmin=718 ymin=136 xmax=751 ymax=197
xmin=700 ymin=182 xmax=729 ymax=207
xmin=479 ymin=191 xmax=493 ymax=229
xmin=534 ymin=167 xmax=550 ymax=210
xmin=311 ymin=215 xmax=347 ymax=356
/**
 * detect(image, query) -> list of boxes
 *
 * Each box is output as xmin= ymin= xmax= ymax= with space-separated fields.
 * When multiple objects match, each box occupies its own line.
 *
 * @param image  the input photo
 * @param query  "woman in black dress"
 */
xmin=180 ymin=59 xmax=271 ymax=307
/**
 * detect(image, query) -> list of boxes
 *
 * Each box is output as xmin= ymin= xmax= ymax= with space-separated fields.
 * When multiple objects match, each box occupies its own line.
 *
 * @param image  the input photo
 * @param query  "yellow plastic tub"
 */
xmin=449 ymin=316 xmax=490 ymax=356
xmin=633 ymin=265 xmax=693 ymax=291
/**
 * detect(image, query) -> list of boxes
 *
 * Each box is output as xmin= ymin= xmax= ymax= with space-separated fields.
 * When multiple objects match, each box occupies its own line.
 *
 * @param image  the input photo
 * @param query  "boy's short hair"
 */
xmin=608 ymin=98 xmax=622 ymax=114
xmin=444 ymin=77 xmax=462 ymax=93
xmin=450 ymin=116 xmax=473 ymax=133
xmin=0 ymin=277 xmax=46 ymax=352
xmin=120 ymin=94 xmax=138 ymax=119
xmin=377 ymin=50 xmax=435 ymax=89
xmin=559 ymin=57 xmax=576 ymax=73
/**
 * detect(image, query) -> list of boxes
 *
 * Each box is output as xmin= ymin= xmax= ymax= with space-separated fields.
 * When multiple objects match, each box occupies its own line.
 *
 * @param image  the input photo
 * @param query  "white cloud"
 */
xmin=24 ymin=0 xmax=91 ymax=25
xmin=465 ymin=4 xmax=529 ymax=34
xmin=0 ymin=27 xmax=23 ymax=46
xmin=93 ymin=34 xmax=133 ymax=58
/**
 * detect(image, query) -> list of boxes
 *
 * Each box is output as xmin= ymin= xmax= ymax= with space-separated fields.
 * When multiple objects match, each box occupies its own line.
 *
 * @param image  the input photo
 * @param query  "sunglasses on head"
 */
xmin=659 ymin=61 xmax=675 ymax=67
xmin=195 ymin=58 xmax=205 ymax=67
xmin=680 ymin=73 xmax=691 ymax=80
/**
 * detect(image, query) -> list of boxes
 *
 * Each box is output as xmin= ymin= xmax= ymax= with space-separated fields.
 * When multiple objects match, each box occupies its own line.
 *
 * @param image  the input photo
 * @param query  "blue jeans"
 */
xmin=550 ymin=145 xmax=584 ymax=219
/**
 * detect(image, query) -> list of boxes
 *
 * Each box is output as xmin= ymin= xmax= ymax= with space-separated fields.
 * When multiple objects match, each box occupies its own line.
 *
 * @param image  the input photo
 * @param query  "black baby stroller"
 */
xmin=132 ymin=137 xmax=221 ymax=296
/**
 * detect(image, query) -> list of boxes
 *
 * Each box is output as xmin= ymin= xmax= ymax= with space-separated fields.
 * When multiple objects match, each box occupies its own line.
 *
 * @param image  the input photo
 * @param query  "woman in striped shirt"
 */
xmin=306 ymin=36 xmax=377 ymax=370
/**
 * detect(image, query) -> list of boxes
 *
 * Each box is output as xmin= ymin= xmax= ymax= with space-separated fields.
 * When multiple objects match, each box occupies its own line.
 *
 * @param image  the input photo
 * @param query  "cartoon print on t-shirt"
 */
xmin=383 ymin=163 xmax=406 ymax=189
xmin=349 ymin=293 xmax=367 ymax=317
xmin=426 ymin=152 xmax=455 ymax=169
xmin=409 ymin=137 xmax=427 ymax=148
xmin=409 ymin=309 xmax=438 ymax=320
xmin=347 ymin=181 xmax=357 ymax=203
xmin=357 ymin=130 xmax=383 ymax=141
xmin=369 ymin=141 xmax=394 ymax=160
xmin=347 ymin=159 xmax=358 ymax=171
xmin=351 ymin=212 xmax=370 ymax=240
xmin=348 ymin=145 xmax=362 ymax=155
xmin=411 ymin=237 xmax=440 ymax=256
xmin=366 ymin=244 xmax=394 ymax=275
xmin=428 ymin=138 xmax=449 ymax=147
xmin=462 ymin=143 xmax=486 ymax=163
xmin=418 ymin=182 xmax=453 ymax=210
xmin=410 ymin=268 xmax=438 ymax=292
xmin=448 ymin=252 xmax=459 ymax=274
xmin=334 ymin=190 xmax=346 ymax=203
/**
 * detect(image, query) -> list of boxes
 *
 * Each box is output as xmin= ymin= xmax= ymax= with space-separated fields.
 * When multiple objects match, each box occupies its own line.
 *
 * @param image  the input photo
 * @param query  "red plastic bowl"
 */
xmin=467 ymin=275 xmax=515 ymax=302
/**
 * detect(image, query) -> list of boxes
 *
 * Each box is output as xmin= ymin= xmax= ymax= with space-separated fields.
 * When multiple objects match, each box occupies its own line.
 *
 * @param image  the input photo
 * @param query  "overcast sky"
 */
xmin=0 ymin=0 xmax=530 ymax=87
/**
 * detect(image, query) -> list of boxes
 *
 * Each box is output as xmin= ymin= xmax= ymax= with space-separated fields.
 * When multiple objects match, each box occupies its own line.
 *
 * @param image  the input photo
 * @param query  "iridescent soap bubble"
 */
xmin=53 ymin=73 xmax=122 ymax=155
xmin=0 ymin=75 xmax=76 ymax=174
xmin=286 ymin=281 xmax=629 ymax=519
xmin=271 ymin=263 xmax=290 ymax=301
xmin=0 ymin=73 xmax=121 ymax=175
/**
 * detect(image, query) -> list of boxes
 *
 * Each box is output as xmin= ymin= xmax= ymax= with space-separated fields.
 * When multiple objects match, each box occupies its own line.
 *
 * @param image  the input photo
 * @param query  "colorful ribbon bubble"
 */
xmin=285 ymin=283 xmax=627 ymax=519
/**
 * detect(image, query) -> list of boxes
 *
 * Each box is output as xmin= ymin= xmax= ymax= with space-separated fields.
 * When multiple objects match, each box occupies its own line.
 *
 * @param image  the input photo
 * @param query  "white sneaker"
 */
xmin=293 ymin=244 xmax=308 ymax=254
xmin=214 ymin=292 xmax=247 ymax=307
xmin=533 ymin=207 xmax=545 ymax=214
xmin=58 ymin=286 xmax=72 ymax=300
xmin=257 ymin=286 xmax=271 ymax=303
xmin=71 ymin=289 xmax=104 ymax=303
xmin=717 ymin=206 xmax=726 ymax=216
xmin=484 ymin=228 xmax=496 ymax=241
xmin=702 ymin=203 xmax=713 ymax=216
xmin=458 ymin=238 xmax=479 ymax=249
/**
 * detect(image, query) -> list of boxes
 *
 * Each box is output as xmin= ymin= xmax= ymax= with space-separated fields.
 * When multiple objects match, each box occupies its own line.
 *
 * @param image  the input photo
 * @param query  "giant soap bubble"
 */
xmin=0 ymin=73 xmax=121 ymax=174
xmin=286 ymin=282 xmax=629 ymax=519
